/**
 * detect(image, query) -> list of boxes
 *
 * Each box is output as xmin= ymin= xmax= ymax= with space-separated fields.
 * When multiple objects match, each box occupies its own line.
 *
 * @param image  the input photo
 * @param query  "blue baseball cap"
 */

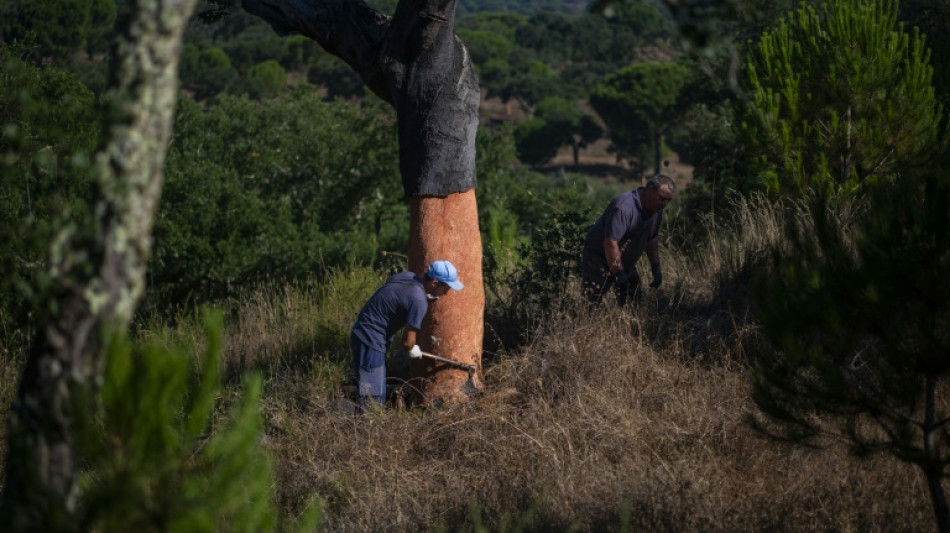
xmin=427 ymin=260 xmax=464 ymax=291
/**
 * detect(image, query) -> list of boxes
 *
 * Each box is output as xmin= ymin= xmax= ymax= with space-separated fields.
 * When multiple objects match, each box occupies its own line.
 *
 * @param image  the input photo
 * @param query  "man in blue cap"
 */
xmin=350 ymin=260 xmax=464 ymax=410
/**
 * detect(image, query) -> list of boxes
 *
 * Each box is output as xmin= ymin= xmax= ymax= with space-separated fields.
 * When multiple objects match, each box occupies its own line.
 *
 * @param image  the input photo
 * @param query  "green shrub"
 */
xmin=75 ymin=310 xmax=320 ymax=531
xmin=149 ymin=91 xmax=402 ymax=311
xmin=245 ymin=60 xmax=286 ymax=99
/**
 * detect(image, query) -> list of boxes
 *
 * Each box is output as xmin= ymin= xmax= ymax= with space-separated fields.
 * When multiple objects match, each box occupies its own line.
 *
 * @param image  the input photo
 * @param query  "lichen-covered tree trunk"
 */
xmin=0 ymin=0 xmax=197 ymax=529
xmin=242 ymin=0 xmax=484 ymax=402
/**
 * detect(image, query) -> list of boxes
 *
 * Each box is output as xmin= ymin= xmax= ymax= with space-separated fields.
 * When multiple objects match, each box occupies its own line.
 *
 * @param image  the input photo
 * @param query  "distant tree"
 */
xmin=499 ymin=57 xmax=561 ymax=116
xmin=307 ymin=55 xmax=365 ymax=98
xmin=604 ymin=0 xmax=673 ymax=41
xmin=589 ymin=60 xmax=688 ymax=174
xmin=180 ymin=44 xmax=239 ymax=99
xmin=558 ymin=60 xmax=615 ymax=96
xmin=282 ymin=34 xmax=324 ymax=71
xmin=456 ymin=11 xmax=525 ymax=40
xmin=478 ymin=58 xmax=512 ymax=99
xmin=513 ymin=117 xmax=556 ymax=166
xmin=514 ymin=96 xmax=601 ymax=166
xmin=1 ymin=0 xmax=199 ymax=527
xmin=244 ymin=59 xmax=286 ymax=99
xmin=751 ymin=173 xmax=950 ymax=533
xmin=456 ymin=28 xmax=512 ymax=66
xmin=744 ymin=0 xmax=942 ymax=197
xmin=514 ymin=12 xmax=574 ymax=63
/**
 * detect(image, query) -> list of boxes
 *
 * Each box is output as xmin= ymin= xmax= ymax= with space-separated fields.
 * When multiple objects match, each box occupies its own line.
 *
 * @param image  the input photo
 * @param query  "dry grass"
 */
xmin=252 ymin=298 xmax=931 ymax=531
xmin=0 ymin=197 xmax=939 ymax=531
xmin=228 ymin=192 xmax=935 ymax=531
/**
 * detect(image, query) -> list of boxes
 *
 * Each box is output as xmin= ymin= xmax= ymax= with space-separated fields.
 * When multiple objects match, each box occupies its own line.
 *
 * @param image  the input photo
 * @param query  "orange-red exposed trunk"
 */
xmin=408 ymin=190 xmax=483 ymax=404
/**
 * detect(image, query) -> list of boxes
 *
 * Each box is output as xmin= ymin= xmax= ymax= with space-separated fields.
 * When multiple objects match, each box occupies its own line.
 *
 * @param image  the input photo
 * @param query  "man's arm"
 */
xmin=646 ymin=237 xmax=660 ymax=266
xmin=604 ymin=238 xmax=624 ymax=276
xmin=402 ymin=327 xmax=418 ymax=351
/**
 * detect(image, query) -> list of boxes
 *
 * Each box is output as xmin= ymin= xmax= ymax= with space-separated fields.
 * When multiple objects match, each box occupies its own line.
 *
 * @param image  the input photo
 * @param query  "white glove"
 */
xmin=408 ymin=345 xmax=422 ymax=359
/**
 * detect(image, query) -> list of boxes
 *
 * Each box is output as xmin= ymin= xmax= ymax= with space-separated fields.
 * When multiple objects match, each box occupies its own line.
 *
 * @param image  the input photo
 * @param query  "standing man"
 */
xmin=350 ymin=260 xmax=464 ymax=410
xmin=581 ymin=174 xmax=676 ymax=305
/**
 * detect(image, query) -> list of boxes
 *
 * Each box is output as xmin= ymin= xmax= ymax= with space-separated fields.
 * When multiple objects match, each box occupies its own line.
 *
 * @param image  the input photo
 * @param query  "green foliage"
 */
xmin=744 ymin=0 xmax=942 ymax=197
xmin=513 ymin=6 xmax=669 ymax=65
xmin=513 ymin=97 xmax=601 ymax=166
xmin=498 ymin=59 xmax=561 ymax=114
xmin=667 ymin=100 xmax=759 ymax=214
xmin=899 ymin=0 xmax=950 ymax=113
xmin=589 ymin=60 xmax=689 ymax=171
xmin=751 ymin=172 xmax=950 ymax=529
xmin=590 ymin=0 xmax=674 ymax=42
xmin=245 ymin=59 xmax=286 ymax=99
xmin=457 ymin=0 xmax=588 ymax=17
xmin=180 ymin=44 xmax=239 ymax=100
xmin=149 ymin=90 xmax=402 ymax=310
xmin=0 ymin=45 xmax=99 ymax=334
xmin=513 ymin=117 xmax=556 ymax=166
xmin=457 ymin=28 xmax=512 ymax=66
xmin=307 ymin=56 xmax=365 ymax=99
xmin=456 ymin=12 xmax=526 ymax=41
xmin=478 ymin=58 xmax=512 ymax=93
xmin=485 ymin=203 xmax=592 ymax=349
xmin=74 ymin=309 xmax=319 ymax=531
xmin=0 ymin=0 xmax=117 ymax=58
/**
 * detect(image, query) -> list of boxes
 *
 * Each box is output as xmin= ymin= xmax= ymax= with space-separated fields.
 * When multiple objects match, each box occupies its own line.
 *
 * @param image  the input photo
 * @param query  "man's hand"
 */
xmin=613 ymin=271 xmax=630 ymax=291
xmin=407 ymin=345 xmax=422 ymax=359
xmin=650 ymin=262 xmax=662 ymax=288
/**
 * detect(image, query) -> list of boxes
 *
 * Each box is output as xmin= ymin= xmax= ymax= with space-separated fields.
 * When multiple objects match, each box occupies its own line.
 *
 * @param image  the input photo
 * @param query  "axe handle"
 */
xmin=420 ymin=351 xmax=476 ymax=372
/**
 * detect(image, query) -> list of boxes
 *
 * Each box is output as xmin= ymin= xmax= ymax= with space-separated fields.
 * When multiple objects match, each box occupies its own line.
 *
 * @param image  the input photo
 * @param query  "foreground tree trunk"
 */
xmin=242 ymin=0 xmax=484 ymax=402
xmin=409 ymin=192 xmax=483 ymax=402
xmin=0 ymin=0 xmax=197 ymax=528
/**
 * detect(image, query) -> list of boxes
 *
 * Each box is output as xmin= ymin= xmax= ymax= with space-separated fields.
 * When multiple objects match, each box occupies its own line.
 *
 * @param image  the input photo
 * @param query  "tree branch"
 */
xmin=242 ymin=0 xmax=479 ymax=197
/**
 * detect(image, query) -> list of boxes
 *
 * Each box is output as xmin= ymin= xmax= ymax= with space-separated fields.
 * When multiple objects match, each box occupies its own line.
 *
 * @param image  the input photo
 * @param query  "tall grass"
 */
xmin=215 ymin=196 xmax=929 ymax=531
xmin=244 ymin=298 xmax=930 ymax=531
xmin=0 ymin=197 xmax=935 ymax=530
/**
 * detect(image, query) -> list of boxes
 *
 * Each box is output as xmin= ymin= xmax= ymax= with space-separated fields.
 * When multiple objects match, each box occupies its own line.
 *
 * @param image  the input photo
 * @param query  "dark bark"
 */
xmin=242 ymin=0 xmax=480 ymax=197
xmin=0 ymin=0 xmax=196 ymax=528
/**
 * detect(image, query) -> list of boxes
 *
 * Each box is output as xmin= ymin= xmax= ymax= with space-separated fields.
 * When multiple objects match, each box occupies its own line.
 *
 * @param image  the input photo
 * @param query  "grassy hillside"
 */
xmin=0 ymin=194 xmax=918 ymax=531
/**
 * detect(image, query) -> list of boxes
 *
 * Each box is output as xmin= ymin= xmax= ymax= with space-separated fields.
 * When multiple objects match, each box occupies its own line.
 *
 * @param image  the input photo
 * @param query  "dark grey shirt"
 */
xmin=351 ymin=272 xmax=427 ymax=353
xmin=583 ymin=187 xmax=662 ymax=270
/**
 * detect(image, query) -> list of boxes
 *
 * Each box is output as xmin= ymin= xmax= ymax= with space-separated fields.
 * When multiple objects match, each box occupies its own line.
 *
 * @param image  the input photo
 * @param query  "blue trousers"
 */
xmin=350 ymin=333 xmax=386 ymax=409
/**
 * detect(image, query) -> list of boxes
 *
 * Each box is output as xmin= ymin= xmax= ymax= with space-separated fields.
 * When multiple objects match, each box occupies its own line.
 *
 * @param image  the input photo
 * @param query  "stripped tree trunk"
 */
xmin=242 ymin=0 xmax=484 ymax=402
xmin=0 ymin=0 xmax=197 ymax=529
xmin=409 ymin=192 xmax=483 ymax=402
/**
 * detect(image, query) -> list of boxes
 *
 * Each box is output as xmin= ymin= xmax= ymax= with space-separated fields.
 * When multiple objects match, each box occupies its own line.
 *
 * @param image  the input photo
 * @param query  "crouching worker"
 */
xmin=581 ymin=173 xmax=676 ymax=305
xmin=350 ymin=260 xmax=464 ymax=411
